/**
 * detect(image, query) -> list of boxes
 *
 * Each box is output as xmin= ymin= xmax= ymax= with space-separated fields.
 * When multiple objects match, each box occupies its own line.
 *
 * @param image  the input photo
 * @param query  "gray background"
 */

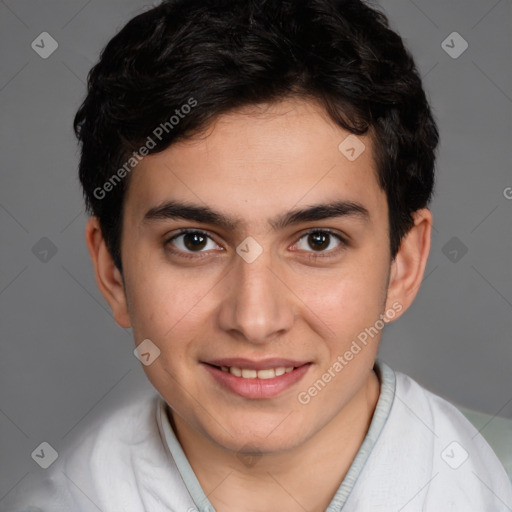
xmin=1 ymin=0 xmax=511 ymax=502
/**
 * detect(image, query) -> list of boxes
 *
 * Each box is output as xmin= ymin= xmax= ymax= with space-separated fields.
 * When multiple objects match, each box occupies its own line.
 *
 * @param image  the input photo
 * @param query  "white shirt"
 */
xmin=2 ymin=361 xmax=511 ymax=512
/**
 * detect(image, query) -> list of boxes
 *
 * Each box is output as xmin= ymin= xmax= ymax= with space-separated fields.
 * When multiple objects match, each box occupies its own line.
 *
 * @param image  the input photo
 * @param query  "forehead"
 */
xmin=123 ymin=98 xmax=385 ymax=226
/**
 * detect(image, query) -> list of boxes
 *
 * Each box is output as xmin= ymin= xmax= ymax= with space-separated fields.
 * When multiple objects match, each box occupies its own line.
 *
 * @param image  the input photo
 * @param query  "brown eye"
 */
xmin=294 ymin=230 xmax=344 ymax=255
xmin=168 ymin=230 xmax=222 ymax=254
xmin=183 ymin=232 xmax=207 ymax=251
xmin=307 ymin=231 xmax=330 ymax=251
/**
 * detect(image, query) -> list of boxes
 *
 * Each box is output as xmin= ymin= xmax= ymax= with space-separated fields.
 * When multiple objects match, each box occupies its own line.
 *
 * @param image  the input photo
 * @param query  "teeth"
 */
xmin=219 ymin=365 xmax=295 ymax=379
xmin=257 ymin=368 xmax=277 ymax=380
xmin=230 ymin=366 xmax=242 ymax=377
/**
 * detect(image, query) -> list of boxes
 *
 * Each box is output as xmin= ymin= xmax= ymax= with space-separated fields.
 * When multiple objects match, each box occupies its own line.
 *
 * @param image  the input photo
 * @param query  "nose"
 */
xmin=217 ymin=249 xmax=295 ymax=345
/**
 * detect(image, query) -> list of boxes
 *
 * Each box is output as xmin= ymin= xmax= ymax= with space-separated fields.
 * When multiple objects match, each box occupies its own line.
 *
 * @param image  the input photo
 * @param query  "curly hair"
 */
xmin=74 ymin=0 xmax=439 ymax=270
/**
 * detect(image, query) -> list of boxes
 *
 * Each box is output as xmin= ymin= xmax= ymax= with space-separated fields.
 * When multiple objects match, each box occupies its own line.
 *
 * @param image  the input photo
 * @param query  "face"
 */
xmin=107 ymin=98 xmax=409 ymax=454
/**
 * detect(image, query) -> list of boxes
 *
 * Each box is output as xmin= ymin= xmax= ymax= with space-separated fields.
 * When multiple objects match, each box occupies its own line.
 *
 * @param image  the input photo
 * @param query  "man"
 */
xmin=4 ymin=0 xmax=511 ymax=510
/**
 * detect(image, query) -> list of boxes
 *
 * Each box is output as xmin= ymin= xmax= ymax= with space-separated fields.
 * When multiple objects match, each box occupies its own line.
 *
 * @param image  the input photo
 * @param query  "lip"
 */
xmin=204 ymin=358 xmax=310 ymax=371
xmin=202 ymin=359 xmax=312 ymax=399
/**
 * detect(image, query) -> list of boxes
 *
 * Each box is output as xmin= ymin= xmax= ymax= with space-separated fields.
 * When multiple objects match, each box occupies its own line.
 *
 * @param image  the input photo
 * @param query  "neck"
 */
xmin=170 ymin=370 xmax=380 ymax=512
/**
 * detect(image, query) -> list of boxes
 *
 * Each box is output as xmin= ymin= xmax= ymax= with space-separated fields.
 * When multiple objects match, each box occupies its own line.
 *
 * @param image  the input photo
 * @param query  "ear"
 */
xmin=85 ymin=217 xmax=131 ymax=328
xmin=384 ymin=208 xmax=432 ymax=321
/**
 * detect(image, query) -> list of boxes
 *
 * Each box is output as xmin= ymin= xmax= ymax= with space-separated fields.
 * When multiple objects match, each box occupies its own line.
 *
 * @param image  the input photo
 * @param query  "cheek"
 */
xmin=124 ymin=260 xmax=211 ymax=343
xmin=125 ymin=268 xmax=209 ymax=390
xmin=292 ymin=259 xmax=389 ymax=341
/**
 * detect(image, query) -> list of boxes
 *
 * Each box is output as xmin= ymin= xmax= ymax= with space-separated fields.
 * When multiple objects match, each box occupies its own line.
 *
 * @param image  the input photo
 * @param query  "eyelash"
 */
xmin=164 ymin=228 xmax=347 ymax=261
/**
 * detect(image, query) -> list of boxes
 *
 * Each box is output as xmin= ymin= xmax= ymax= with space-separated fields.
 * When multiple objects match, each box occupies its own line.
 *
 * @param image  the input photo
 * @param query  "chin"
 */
xmin=205 ymin=415 xmax=311 ymax=454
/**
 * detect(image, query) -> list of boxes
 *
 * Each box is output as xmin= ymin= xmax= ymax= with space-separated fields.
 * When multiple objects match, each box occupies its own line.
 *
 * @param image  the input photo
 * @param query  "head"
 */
xmin=76 ymin=0 xmax=438 ymax=455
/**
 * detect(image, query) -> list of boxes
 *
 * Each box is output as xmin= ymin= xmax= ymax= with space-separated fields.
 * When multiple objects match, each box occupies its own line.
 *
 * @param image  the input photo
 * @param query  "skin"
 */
xmin=86 ymin=98 xmax=431 ymax=512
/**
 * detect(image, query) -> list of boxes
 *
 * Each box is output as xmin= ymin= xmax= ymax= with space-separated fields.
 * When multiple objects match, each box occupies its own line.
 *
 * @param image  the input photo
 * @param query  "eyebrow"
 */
xmin=142 ymin=200 xmax=370 ymax=231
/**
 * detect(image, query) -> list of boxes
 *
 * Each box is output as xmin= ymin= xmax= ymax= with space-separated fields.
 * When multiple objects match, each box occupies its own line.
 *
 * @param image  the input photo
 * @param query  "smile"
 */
xmin=218 ymin=365 xmax=295 ymax=379
xmin=202 ymin=359 xmax=312 ymax=399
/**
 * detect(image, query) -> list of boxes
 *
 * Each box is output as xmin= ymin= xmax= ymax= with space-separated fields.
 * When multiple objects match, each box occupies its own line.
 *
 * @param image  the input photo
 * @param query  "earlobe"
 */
xmin=85 ymin=217 xmax=132 ymax=328
xmin=385 ymin=209 xmax=432 ymax=319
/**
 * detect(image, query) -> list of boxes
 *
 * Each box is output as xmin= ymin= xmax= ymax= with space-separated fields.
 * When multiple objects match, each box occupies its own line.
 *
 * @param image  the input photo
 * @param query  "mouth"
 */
xmin=201 ymin=358 xmax=312 ymax=399
xmin=212 ymin=364 xmax=297 ymax=379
